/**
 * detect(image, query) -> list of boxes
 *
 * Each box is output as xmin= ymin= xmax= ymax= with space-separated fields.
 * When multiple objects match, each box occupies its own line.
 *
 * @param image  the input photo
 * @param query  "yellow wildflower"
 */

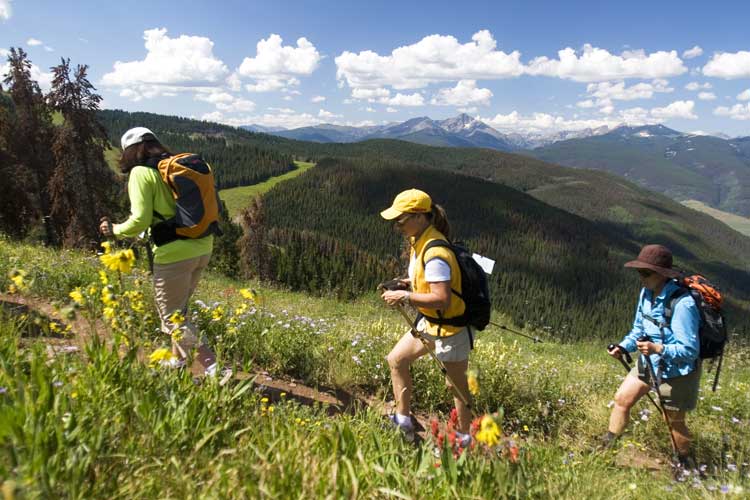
xmin=103 ymin=306 xmax=116 ymax=320
xmin=8 ymin=269 xmax=29 ymax=293
xmin=168 ymin=310 xmax=185 ymax=325
xmin=49 ymin=322 xmax=61 ymax=334
xmin=69 ymin=287 xmax=85 ymax=305
xmin=211 ymin=306 xmax=224 ymax=321
xmin=101 ymin=287 xmax=116 ymax=305
xmin=98 ymin=271 xmax=108 ymax=285
xmin=475 ymin=415 xmax=502 ymax=447
xmin=239 ymin=288 xmax=257 ymax=301
xmin=467 ymin=368 xmax=480 ymax=396
xmin=148 ymin=348 xmax=176 ymax=367
xmin=99 ymin=249 xmax=135 ymax=274
xmin=100 ymin=241 xmax=112 ymax=254
xmin=260 ymin=397 xmax=269 ymax=404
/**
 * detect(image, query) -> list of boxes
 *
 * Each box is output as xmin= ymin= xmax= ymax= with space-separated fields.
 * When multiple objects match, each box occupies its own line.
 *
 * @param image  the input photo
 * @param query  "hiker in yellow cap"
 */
xmin=380 ymin=189 xmax=473 ymax=446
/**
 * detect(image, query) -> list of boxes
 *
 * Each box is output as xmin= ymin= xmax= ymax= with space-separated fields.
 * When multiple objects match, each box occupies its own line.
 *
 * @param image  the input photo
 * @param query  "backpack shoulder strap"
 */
xmin=422 ymin=239 xmax=450 ymax=267
xmin=664 ymin=285 xmax=690 ymax=326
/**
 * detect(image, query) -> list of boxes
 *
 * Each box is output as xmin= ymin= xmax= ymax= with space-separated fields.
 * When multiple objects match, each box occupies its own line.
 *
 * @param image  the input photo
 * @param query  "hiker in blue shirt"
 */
xmin=604 ymin=244 xmax=701 ymax=466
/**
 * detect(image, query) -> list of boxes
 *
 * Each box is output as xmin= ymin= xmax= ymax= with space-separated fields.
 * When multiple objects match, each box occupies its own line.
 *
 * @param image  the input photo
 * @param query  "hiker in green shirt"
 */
xmin=99 ymin=127 xmax=225 ymax=378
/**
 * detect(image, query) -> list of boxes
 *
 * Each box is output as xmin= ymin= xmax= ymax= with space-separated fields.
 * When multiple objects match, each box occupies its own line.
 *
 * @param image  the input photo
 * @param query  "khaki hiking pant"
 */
xmin=153 ymin=254 xmax=211 ymax=358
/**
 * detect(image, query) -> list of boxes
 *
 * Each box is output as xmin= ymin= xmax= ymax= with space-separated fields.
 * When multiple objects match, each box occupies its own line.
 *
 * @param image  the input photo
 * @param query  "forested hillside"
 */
xmin=531 ymin=125 xmax=750 ymax=217
xmin=95 ymin=109 xmax=750 ymax=340
xmin=98 ymin=110 xmax=295 ymax=189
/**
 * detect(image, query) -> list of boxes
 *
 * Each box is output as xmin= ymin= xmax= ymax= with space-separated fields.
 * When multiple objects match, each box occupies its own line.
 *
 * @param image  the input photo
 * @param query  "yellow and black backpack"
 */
xmin=147 ymin=153 xmax=222 ymax=246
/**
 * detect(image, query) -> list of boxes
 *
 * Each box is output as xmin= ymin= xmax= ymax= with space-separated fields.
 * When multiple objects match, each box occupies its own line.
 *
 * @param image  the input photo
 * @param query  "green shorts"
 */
xmin=630 ymin=360 xmax=701 ymax=412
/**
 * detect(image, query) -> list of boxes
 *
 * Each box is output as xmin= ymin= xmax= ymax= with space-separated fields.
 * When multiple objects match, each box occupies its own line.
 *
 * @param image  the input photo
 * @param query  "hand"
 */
xmin=607 ymin=345 xmax=623 ymax=359
xmin=636 ymin=340 xmax=663 ymax=356
xmin=99 ymin=217 xmax=113 ymax=236
xmin=381 ymin=290 xmax=409 ymax=307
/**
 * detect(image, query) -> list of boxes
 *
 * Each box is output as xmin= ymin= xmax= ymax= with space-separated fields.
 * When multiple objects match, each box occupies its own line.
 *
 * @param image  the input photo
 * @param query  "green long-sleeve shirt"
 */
xmin=113 ymin=166 xmax=213 ymax=265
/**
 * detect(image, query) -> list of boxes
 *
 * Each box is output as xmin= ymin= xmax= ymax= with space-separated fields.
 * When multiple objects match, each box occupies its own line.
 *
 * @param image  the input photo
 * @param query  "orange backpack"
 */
xmin=149 ymin=153 xmax=222 ymax=246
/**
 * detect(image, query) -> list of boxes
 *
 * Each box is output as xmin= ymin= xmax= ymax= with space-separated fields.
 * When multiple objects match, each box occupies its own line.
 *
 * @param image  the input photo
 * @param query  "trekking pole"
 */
xmin=608 ymin=344 xmax=661 ymax=414
xmin=392 ymin=302 xmax=474 ymax=412
xmin=378 ymin=281 xmax=474 ymax=412
xmin=489 ymin=321 xmax=543 ymax=343
xmin=636 ymin=335 xmax=679 ymax=454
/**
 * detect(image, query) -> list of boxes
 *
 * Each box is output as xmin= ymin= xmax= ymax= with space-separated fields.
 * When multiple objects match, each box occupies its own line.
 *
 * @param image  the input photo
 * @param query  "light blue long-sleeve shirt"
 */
xmin=619 ymin=280 xmax=700 ymax=379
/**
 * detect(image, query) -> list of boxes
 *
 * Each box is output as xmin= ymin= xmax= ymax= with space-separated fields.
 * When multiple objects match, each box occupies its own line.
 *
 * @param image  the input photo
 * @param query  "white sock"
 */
xmin=455 ymin=430 xmax=472 ymax=447
xmin=395 ymin=413 xmax=413 ymax=428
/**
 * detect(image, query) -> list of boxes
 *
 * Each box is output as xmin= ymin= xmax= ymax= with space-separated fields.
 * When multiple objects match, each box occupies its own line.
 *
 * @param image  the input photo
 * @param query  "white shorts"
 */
xmin=417 ymin=317 xmax=472 ymax=363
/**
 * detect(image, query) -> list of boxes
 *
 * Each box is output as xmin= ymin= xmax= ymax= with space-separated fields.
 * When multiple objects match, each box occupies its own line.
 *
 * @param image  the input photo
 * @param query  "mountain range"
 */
xmin=242 ymin=113 xmax=617 ymax=151
xmin=243 ymin=115 xmax=750 ymax=216
xmin=532 ymin=124 xmax=750 ymax=216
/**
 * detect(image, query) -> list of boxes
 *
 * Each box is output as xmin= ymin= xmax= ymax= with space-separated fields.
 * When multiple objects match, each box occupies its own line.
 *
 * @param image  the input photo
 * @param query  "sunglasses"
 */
xmin=394 ymin=214 xmax=414 ymax=226
xmin=637 ymin=269 xmax=654 ymax=278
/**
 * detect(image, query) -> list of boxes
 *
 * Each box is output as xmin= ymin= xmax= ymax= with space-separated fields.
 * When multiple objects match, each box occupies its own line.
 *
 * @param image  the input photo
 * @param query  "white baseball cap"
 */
xmin=120 ymin=127 xmax=158 ymax=150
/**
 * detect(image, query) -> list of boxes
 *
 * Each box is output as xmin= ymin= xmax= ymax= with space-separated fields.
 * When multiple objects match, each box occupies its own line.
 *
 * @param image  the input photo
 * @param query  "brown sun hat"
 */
xmin=624 ymin=244 xmax=682 ymax=279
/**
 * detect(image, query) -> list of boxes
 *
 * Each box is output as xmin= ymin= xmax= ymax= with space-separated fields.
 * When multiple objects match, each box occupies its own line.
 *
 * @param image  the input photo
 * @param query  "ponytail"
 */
xmin=429 ymin=203 xmax=451 ymax=241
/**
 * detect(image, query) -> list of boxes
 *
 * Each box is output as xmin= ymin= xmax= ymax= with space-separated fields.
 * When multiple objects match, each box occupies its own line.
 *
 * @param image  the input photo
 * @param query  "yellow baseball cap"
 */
xmin=380 ymin=189 xmax=432 ymax=220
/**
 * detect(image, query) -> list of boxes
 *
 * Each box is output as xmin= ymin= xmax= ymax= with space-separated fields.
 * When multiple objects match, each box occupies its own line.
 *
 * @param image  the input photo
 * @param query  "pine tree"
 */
xmin=2 ymin=48 xmax=57 ymax=243
xmin=238 ymin=196 xmax=271 ymax=280
xmin=46 ymin=59 xmax=118 ymax=247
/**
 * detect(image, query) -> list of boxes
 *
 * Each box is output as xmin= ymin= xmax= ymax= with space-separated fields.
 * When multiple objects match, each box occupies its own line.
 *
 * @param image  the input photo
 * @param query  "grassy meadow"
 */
xmin=0 ymin=237 xmax=748 ymax=498
xmin=219 ymin=161 xmax=316 ymax=219
xmin=683 ymin=200 xmax=750 ymax=238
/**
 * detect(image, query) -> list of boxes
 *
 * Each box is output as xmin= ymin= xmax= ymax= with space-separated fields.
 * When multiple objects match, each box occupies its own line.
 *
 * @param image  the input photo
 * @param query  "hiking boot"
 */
xmin=672 ymin=454 xmax=704 ymax=480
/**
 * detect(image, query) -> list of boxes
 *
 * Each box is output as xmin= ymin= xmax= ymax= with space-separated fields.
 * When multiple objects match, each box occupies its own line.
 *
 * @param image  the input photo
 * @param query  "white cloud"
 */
xmin=386 ymin=107 xmax=398 ymax=113
xmin=682 ymin=46 xmax=703 ymax=59
xmin=380 ymin=92 xmax=424 ymax=107
xmin=576 ymin=99 xmax=596 ymax=108
xmin=244 ymin=78 xmax=293 ymax=92
xmin=195 ymin=91 xmax=256 ymax=112
xmin=714 ymin=103 xmax=750 ymax=120
xmin=481 ymin=111 xmax=620 ymax=134
xmin=365 ymin=107 xmax=375 ymax=112
xmin=0 ymin=0 xmax=11 ymax=21
xmin=44 ymin=46 xmax=54 ymax=52
xmin=480 ymin=100 xmax=697 ymax=135
xmin=27 ymin=38 xmax=43 ymax=46
xmin=226 ymin=72 xmax=242 ymax=91
xmin=282 ymin=95 xmax=293 ymax=101
xmin=738 ymin=89 xmax=750 ymax=101
xmin=685 ymin=81 xmax=712 ymax=91
xmin=335 ymin=30 xmax=524 ymax=90
xmin=698 ymin=92 xmax=716 ymax=101
xmin=311 ymin=95 xmax=326 ymax=103
xmin=351 ymin=87 xmax=391 ymax=100
xmin=318 ymin=109 xmax=342 ymax=120
xmin=457 ymin=106 xmax=478 ymax=114
xmin=703 ymin=51 xmax=750 ymax=79
xmin=101 ymin=28 xmax=229 ymax=100
xmin=650 ymin=100 xmax=697 ymax=120
xmin=236 ymin=34 xmax=320 ymax=92
xmin=585 ymin=79 xmax=673 ymax=106
xmin=430 ymin=80 xmax=493 ymax=106
xmin=526 ymin=45 xmax=686 ymax=82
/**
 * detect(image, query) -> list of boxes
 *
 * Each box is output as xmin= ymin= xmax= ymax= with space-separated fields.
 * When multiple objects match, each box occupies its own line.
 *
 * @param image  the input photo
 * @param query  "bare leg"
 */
xmin=444 ymin=359 xmax=471 ymax=434
xmin=608 ymin=373 xmax=651 ymax=434
xmin=665 ymin=410 xmax=691 ymax=457
xmin=386 ymin=331 xmax=429 ymax=416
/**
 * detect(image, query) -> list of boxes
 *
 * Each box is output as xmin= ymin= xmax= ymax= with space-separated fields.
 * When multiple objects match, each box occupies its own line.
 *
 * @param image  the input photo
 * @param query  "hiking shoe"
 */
xmin=596 ymin=431 xmax=618 ymax=451
xmin=387 ymin=414 xmax=418 ymax=444
xmin=205 ymin=363 xmax=233 ymax=386
xmin=672 ymin=454 xmax=704 ymax=480
xmin=161 ymin=357 xmax=186 ymax=369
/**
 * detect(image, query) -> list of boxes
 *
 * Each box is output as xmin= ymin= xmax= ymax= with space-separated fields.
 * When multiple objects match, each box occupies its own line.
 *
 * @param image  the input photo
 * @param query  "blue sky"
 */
xmin=2 ymin=0 xmax=750 ymax=136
